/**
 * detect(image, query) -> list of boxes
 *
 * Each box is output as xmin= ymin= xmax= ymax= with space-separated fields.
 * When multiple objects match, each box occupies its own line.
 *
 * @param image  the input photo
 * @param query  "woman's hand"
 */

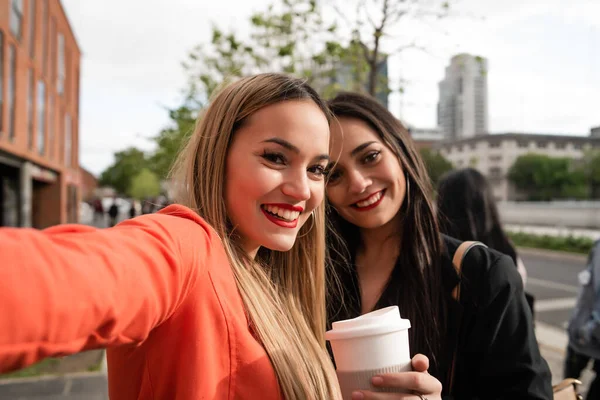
xmin=350 ymin=354 xmax=442 ymax=400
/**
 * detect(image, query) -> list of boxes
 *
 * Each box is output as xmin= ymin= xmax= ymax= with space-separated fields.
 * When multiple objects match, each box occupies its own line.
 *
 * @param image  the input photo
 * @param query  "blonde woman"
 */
xmin=0 ymin=74 xmax=341 ymax=399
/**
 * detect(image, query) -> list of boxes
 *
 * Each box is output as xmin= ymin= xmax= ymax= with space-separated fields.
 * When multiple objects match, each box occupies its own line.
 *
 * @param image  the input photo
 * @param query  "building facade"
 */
xmin=437 ymin=54 xmax=488 ymax=140
xmin=405 ymin=125 xmax=444 ymax=150
xmin=0 ymin=0 xmax=81 ymax=227
xmin=434 ymin=133 xmax=600 ymax=201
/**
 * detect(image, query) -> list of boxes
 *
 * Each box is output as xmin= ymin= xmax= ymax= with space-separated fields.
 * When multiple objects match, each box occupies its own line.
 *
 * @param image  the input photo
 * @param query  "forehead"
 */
xmin=330 ymin=117 xmax=382 ymax=157
xmin=234 ymin=99 xmax=330 ymax=152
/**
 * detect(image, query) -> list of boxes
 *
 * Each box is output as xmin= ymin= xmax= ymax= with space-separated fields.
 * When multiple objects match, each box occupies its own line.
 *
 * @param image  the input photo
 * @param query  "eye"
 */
xmin=261 ymin=151 xmax=287 ymax=165
xmin=326 ymin=168 xmax=342 ymax=185
xmin=363 ymin=151 xmax=380 ymax=164
xmin=308 ymin=164 xmax=327 ymax=178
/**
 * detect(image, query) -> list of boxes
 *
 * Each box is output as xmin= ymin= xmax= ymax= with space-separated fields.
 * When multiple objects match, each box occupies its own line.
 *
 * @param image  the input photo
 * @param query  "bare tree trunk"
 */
xmin=367 ymin=0 xmax=390 ymax=96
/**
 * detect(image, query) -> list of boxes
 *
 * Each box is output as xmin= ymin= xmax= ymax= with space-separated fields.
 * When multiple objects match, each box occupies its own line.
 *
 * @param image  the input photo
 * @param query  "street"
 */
xmin=522 ymin=248 xmax=595 ymax=395
xmin=523 ymin=249 xmax=586 ymax=330
xmin=0 ymin=249 xmax=595 ymax=399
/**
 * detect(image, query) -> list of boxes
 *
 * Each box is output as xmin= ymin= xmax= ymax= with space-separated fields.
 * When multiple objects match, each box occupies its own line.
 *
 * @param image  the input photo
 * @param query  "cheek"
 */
xmin=325 ymin=186 xmax=343 ymax=208
xmin=308 ymin=182 xmax=326 ymax=210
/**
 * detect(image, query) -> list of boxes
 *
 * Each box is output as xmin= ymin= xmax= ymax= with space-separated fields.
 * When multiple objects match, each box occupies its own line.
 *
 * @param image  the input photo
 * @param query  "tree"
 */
xmin=149 ymin=105 xmax=197 ymax=180
xmin=331 ymin=0 xmax=452 ymax=96
xmin=508 ymin=154 xmax=587 ymax=201
xmin=419 ymin=148 xmax=453 ymax=185
xmin=582 ymin=150 xmax=600 ymax=198
xmin=99 ymin=148 xmax=148 ymax=195
xmin=138 ymin=0 xmax=456 ymax=190
xmin=129 ymin=168 xmax=162 ymax=200
xmin=181 ymin=0 xmax=453 ymax=104
xmin=182 ymin=0 xmax=342 ymax=102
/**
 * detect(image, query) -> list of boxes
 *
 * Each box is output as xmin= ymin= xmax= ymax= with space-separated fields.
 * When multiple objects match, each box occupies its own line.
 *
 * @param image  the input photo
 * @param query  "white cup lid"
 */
xmin=325 ymin=306 xmax=411 ymax=341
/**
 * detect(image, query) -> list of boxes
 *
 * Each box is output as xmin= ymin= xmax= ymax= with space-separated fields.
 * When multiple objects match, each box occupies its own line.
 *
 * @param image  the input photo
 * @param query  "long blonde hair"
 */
xmin=170 ymin=73 xmax=341 ymax=399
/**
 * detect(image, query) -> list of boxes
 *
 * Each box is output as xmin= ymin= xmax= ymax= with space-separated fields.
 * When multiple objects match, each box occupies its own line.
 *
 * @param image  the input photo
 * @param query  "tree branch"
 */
xmin=391 ymin=41 xmax=431 ymax=56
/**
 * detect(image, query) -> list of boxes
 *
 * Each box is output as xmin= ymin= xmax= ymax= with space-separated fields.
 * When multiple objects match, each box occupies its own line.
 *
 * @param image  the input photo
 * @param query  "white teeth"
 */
xmin=356 ymin=191 xmax=383 ymax=208
xmin=263 ymin=206 xmax=300 ymax=222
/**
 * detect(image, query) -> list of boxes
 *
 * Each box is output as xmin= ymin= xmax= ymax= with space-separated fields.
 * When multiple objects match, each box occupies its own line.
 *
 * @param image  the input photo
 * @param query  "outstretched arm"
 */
xmin=0 ymin=206 xmax=211 ymax=373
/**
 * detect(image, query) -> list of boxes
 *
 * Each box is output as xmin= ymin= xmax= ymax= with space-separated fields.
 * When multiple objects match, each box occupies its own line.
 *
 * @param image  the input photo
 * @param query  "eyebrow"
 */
xmin=351 ymin=141 xmax=377 ymax=156
xmin=262 ymin=137 xmax=330 ymax=162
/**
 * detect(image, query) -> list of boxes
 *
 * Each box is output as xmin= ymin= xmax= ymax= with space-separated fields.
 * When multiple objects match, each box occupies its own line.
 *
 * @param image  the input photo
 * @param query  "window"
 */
xmin=8 ymin=44 xmax=17 ymax=141
xmin=0 ymin=31 xmax=4 ymax=135
xmin=41 ymin=0 xmax=48 ymax=74
xmin=489 ymin=167 xmax=502 ymax=178
xmin=64 ymin=113 xmax=71 ymax=166
xmin=575 ymin=143 xmax=583 ymax=150
xmin=28 ymin=0 xmax=35 ymax=57
xmin=470 ymin=143 xmax=476 ymax=150
xmin=555 ymin=142 xmax=566 ymax=150
xmin=49 ymin=17 xmax=55 ymax=81
xmin=48 ymin=95 xmax=53 ymax=159
xmin=10 ymin=0 xmax=24 ymax=40
xmin=489 ymin=142 xmax=501 ymax=148
xmin=57 ymin=33 xmax=65 ymax=94
xmin=537 ymin=141 xmax=547 ymax=148
xmin=518 ymin=140 xmax=528 ymax=148
xmin=37 ymin=80 xmax=45 ymax=154
xmin=489 ymin=155 xmax=502 ymax=162
xmin=27 ymin=69 xmax=35 ymax=149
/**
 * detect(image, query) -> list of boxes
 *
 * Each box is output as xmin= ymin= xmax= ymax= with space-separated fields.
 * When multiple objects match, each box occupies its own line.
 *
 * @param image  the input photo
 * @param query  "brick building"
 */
xmin=0 ymin=0 xmax=81 ymax=227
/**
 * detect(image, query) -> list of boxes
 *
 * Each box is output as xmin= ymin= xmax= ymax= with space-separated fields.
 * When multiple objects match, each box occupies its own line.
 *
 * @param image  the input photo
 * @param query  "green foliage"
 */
xmin=0 ymin=358 xmax=60 ymax=378
xmin=509 ymin=231 xmax=594 ymax=254
xmin=99 ymin=148 xmax=148 ymax=195
xmin=149 ymin=105 xmax=197 ymax=180
xmin=419 ymin=148 xmax=454 ymax=185
xmin=182 ymin=0 xmax=342 ymax=101
xmin=101 ymin=0 xmax=455 ymax=194
xmin=582 ymin=149 xmax=600 ymax=198
xmin=129 ymin=168 xmax=162 ymax=200
xmin=508 ymin=153 xmax=588 ymax=200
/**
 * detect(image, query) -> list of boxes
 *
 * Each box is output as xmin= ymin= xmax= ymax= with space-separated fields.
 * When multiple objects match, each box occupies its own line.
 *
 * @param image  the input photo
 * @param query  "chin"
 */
xmin=351 ymin=216 xmax=390 ymax=230
xmin=261 ymin=236 xmax=297 ymax=252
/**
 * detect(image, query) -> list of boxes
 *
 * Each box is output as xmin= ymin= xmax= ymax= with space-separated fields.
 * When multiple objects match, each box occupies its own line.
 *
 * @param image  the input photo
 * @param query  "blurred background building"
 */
xmin=438 ymin=53 xmax=489 ymax=140
xmin=435 ymin=128 xmax=600 ymax=201
xmin=0 ymin=0 xmax=81 ymax=227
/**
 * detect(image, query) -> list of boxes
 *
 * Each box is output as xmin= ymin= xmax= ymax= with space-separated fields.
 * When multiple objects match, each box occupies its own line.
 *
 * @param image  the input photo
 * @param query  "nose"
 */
xmin=281 ymin=170 xmax=311 ymax=201
xmin=347 ymin=169 xmax=372 ymax=194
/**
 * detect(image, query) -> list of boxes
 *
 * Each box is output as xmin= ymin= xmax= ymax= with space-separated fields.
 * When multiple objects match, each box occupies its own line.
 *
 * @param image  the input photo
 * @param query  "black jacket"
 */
xmin=440 ymin=235 xmax=552 ymax=399
xmin=327 ymin=235 xmax=553 ymax=399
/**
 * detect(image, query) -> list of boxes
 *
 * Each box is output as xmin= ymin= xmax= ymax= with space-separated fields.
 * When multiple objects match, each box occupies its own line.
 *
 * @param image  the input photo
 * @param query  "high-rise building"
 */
xmin=437 ymin=54 xmax=488 ymax=139
xmin=0 ymin=0 xmax=81 ymax=227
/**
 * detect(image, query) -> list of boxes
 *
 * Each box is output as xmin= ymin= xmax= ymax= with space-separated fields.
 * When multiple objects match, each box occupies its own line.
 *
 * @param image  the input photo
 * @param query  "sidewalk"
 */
xmin=537 ymin=321 xmax=594 ymax=396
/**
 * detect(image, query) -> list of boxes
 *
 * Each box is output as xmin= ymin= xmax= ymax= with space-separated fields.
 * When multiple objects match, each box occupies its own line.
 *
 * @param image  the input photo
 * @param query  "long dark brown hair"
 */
xmin=325 ymin=92 xmax=447 ymax=372
xmin=437 ymin=168 xmax=518 ymax=263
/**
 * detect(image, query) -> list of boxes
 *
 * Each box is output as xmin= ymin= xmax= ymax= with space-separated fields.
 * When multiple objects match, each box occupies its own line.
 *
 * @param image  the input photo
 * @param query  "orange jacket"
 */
xmin=0 ymin=205 xmax=282 ymax=399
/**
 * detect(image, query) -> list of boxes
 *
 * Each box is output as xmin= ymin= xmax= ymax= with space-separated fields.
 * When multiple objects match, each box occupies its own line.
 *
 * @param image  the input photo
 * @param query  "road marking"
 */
xmin=535 ymin=320 xmax=568 ymax=353
xmin=534 ymin=297 xmax=578 ymax=312
xmin=62 ymin=378 xmax=73 ymax=395
xmin=527 ymin=277 xmax=580 ymax=294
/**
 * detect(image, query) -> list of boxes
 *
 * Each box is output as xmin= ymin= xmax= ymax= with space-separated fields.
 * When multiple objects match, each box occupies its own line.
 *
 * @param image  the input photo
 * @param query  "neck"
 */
xmin=357 ymin=215 xmax=402 ymax=274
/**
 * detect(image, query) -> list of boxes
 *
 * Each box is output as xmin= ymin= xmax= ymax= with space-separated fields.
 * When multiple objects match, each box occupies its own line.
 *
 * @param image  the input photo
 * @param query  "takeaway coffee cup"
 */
xmin=325 ymin=306 xmax=411 ymax=400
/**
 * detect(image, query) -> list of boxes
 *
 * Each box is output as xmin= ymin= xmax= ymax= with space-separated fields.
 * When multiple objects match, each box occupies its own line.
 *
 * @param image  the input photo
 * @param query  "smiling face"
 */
xmin=326 ymin=117 xmax=406 ymax=230
xmin=225 ymin=99 xmax=330 ymax=256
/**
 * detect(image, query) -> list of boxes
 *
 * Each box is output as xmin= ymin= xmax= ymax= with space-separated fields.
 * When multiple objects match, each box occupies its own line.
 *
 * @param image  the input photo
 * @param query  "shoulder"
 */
xmin=119 ymin=204 xmax=225 ymax=264
xmin=441 ymin=234 xmax=522 ymax=304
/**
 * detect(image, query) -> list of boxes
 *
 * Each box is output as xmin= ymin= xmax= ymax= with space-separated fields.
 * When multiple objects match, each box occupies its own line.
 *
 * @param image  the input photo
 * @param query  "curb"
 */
xmin=0 ymin=371 xmax=105 ymax=386
xmin=517 ymin=247 xmax=588 ymax=263
xmin=0 ymin=371 xmax=108 ymax=399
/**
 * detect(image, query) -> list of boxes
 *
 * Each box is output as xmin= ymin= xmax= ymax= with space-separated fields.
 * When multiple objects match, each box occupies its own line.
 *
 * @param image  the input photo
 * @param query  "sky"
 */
xmin=60 ymin=0 xmax=600 ymax=175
